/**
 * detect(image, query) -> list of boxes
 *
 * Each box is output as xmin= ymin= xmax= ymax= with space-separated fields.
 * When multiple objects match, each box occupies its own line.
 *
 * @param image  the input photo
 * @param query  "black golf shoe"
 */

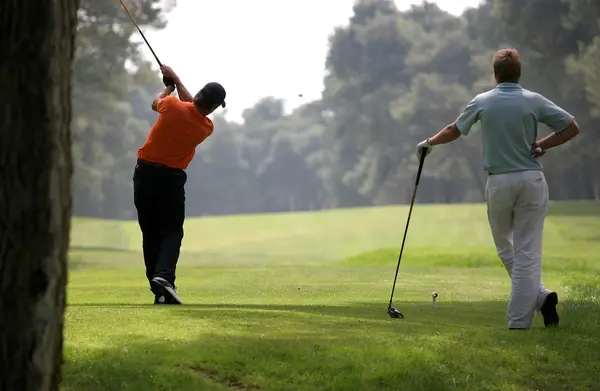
xmin=151 ymin=276 xmax=183 ymax=305
xmin=540 ymin=292 xmax=559 ymax=328
xmin=154 ymin=293 xmax=181 ymax=305
xmin=154 ymin=294 xmax=167 ymax=304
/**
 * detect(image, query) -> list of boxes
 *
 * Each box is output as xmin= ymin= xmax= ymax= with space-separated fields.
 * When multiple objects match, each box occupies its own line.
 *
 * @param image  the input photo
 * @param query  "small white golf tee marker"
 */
xmin=432 ymin=292 xmax=438 ymax=308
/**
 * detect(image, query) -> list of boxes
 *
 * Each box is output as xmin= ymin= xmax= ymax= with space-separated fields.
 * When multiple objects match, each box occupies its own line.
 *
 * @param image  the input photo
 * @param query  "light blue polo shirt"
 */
xmin=455 ymin=83 xmax=575 ymax=175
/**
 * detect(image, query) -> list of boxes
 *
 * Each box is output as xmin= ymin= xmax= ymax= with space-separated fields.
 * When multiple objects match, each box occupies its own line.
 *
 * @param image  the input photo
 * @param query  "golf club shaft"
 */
xmin=119 ymin=0 xmax=163 ymax=67
xmin=388 ymin=152 xmax=426 ymax=308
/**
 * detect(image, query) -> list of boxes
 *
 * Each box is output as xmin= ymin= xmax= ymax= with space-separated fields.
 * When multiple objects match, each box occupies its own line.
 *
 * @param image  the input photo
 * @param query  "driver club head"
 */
xmin=387 ymin=306 xmax=404 ymax=319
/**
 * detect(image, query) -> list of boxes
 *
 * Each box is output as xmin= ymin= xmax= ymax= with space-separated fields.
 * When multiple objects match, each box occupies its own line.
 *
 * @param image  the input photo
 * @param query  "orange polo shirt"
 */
xmin=137 ymin=96 xmax=214 ymax=169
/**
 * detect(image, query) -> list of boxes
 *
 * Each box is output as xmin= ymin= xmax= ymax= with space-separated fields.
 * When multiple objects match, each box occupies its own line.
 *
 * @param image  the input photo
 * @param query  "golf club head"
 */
xmin=387 ymin=306 xmax=404 ymax=319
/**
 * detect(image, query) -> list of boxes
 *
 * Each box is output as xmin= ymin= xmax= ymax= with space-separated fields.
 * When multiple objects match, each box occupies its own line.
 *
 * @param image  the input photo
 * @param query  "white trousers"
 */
xmin=485 ymin=170 xmax=552 ymax=329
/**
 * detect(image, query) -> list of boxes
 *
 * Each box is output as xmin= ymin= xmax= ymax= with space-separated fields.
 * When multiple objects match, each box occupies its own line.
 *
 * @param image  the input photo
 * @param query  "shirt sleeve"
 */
xmin=191 ymin=119 xmax=214 ymax=146
xmin=455 ymin=97 xmax=481 ymax=136
xmin=200 ymin=123 xmax=214 ymax=143
xmin=157 ymin=96 xmax=180 ymax=113
xmin=536 ymin=94 xmax=575 ymax=133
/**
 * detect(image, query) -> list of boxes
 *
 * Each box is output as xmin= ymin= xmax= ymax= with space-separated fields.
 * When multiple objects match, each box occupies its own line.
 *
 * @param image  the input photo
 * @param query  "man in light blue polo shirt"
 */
xmin=416 ymin=48 xmax=580 ymax=330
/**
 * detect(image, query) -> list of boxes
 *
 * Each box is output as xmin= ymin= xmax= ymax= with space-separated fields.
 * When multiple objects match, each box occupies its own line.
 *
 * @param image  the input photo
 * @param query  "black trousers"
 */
xmin=133 ymin=159 xmax=186 ymax=288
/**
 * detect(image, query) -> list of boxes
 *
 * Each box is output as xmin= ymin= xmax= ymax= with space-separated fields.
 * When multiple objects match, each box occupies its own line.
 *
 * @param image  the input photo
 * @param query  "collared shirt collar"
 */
xmin=496 ymin=82 xmax=522 ymax=90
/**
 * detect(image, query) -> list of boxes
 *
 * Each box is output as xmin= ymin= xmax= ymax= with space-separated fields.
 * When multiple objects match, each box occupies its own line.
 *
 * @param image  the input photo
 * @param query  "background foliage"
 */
xmin=72 ymin=0 xmax=600 ymax=219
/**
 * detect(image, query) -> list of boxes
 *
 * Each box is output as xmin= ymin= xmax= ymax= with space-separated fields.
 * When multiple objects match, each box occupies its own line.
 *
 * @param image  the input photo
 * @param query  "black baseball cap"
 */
xmin=200 ymin=82 xmax=227 ymax=108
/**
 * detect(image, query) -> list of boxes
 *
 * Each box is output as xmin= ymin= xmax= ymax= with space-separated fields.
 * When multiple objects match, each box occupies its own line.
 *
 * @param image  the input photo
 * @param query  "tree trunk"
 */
xmin=0 ymin=0 xmax=79 ymax=390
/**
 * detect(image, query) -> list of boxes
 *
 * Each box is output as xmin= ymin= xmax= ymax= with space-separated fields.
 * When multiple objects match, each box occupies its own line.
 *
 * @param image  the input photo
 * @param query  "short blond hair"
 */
xmin=493 ymin=48 xmax=521 ymax=83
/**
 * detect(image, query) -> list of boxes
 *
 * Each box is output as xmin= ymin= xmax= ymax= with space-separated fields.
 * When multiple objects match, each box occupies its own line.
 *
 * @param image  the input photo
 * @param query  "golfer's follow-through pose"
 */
xmin=134 ymin=66 xmax=226 ymax=305
xmin=417 ymin=49 xmax=580 ymax=329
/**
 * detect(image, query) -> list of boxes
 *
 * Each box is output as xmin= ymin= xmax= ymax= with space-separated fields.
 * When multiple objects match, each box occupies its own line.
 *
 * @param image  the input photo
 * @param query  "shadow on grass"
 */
xmin=68 ymin=301 xmax=507 ymax=329
xmin=64 ymin=296 xmax=600 ymax=391
xmin=69 ymin=246 xmax=137 ymax=253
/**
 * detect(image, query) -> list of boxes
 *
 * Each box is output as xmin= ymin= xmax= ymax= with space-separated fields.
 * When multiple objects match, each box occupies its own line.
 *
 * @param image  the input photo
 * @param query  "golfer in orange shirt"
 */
xmin=133 ymin=65 xmax=226 ymax=305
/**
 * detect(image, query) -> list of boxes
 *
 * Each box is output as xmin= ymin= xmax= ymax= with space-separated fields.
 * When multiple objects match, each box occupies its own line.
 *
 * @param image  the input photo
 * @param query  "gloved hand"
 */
xmin=160 ymin=65 xmax=179 ymax=88
xmin=416 ymin=139 xmax=433 ymax=159
xmin=163 ymin=76 xmax=175 ymax=87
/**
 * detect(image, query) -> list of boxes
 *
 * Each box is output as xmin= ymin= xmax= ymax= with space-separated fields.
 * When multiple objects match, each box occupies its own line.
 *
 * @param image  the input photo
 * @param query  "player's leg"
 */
xmin=486 ymin=173 xmax=527 ymax=328
xmin=151 ymin=168 xmax=186 ymax=304
xmin=486 ymin=176 xmax=517 ymax=277
xmin=133 ymin=163 xmax=161 ymax=288
xmin=512 ymin=170 xmax=557 ymax=328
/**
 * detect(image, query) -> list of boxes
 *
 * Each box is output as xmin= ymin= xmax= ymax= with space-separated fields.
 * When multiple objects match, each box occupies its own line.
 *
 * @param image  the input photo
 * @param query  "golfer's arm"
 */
xmin=538 ymin=120 xmax=580 ymax=150
xmin=151 ymin=86 xmax=176 ymax=112
xmin=175 ymin=81 xmax=194 ymax=103
xmin=427 ymin=123 xmax=462 ymax=145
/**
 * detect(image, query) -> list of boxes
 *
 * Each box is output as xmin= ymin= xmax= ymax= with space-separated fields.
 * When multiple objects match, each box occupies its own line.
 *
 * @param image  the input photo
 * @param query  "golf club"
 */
xmin=387 ymin=150 xmax=427 ymax=319
xmin=119 ymin=0 xmax=174 ymax=87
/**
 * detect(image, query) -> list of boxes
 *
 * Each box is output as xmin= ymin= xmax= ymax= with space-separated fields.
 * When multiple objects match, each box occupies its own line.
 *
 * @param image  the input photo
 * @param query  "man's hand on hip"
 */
xmin=531 ymin=142 xmax=546 ymax=158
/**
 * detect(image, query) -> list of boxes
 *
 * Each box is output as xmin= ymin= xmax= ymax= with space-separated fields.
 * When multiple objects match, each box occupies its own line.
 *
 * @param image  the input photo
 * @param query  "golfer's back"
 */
xmin=456 ymin=82 xmax=574 ymax=175
xmin=138 ymin=96 xmax=214 ymax=170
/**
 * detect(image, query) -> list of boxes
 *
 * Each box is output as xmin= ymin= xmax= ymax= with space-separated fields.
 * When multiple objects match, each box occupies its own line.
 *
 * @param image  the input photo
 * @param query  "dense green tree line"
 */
xmin=71 ymin=0 xmax=600 ymax=219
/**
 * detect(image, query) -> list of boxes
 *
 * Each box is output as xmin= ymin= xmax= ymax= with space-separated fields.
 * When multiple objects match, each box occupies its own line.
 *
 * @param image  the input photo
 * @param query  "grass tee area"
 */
xmin=62 ymin=201 xmax=600 ymax=391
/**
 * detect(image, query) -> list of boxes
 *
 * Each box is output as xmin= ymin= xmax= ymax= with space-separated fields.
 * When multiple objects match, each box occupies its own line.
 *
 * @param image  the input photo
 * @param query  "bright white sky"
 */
xmin=141 ymin=0 xmax=482 ymax=123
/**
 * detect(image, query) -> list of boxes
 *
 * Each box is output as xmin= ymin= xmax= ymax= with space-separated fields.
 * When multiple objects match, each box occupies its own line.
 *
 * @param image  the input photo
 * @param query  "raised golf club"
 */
xmin=119 ymin=0 xmax=174 ymax=87
xmin=387 ymin=151 xmax=427 ymax=319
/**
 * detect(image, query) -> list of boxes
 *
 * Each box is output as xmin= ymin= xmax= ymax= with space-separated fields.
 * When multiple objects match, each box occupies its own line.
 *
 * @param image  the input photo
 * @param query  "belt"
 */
xmin=487 ymin=169 xmax=541 ymax=176
xmin=137 ymin=159 xmax=182 ymax=171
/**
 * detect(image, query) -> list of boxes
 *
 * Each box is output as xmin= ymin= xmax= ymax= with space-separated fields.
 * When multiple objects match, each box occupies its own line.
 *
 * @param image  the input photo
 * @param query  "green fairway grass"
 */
xmin=62 ymin=201 xmax=600 ymax=391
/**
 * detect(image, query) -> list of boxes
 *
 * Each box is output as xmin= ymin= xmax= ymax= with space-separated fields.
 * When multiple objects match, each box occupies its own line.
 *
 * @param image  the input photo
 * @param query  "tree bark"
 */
xmin=0 ymin=0 xmax=79 ymax=390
